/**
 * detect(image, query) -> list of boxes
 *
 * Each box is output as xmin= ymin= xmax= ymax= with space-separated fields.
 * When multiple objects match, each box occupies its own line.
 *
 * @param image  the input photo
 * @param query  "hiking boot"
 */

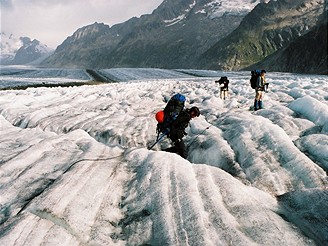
xmin=258 ymin=101 xmax=263 ymax=109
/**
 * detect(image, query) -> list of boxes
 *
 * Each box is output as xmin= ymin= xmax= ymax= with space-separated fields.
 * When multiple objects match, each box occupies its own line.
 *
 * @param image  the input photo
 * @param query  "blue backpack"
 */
xmin=157 ymin=93 xmax=186 ymax=134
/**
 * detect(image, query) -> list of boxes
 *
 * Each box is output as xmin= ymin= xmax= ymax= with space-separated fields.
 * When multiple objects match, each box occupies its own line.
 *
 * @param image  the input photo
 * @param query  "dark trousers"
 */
xmin=163 ymin=139 xmax=187 ymax=159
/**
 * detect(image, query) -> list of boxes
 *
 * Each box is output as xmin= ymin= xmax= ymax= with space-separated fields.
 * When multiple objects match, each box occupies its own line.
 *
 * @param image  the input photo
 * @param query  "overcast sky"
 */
xmin=1 ymin=0 xmax=163 ymax=48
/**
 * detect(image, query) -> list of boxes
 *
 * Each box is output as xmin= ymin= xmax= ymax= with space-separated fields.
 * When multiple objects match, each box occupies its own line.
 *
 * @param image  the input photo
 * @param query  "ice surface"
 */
xmin=0 ymin=67 xmax=327 ymax=245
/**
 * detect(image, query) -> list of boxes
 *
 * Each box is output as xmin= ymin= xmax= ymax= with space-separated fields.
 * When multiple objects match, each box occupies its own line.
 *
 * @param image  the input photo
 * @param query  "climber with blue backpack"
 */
xmin=149 ymin=93 xmax=200 ymax=159
xmin=250 ymin=69 xmax=268 ymax=110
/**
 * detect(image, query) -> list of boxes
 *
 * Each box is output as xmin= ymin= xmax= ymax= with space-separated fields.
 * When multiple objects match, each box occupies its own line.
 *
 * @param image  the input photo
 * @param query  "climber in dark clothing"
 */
xmin=163 ymin=106 xmax=200 ymax=158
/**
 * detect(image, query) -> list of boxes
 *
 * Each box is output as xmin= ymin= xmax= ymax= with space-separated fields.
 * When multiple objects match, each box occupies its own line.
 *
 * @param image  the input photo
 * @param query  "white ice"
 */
xmin=0 ymin=67 xmax=327 ymax=245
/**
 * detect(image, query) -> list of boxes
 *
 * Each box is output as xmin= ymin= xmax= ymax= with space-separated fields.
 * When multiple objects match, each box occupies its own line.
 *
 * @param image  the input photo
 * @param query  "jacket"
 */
xmin=168 ymin=110 xmax=191 ymax=142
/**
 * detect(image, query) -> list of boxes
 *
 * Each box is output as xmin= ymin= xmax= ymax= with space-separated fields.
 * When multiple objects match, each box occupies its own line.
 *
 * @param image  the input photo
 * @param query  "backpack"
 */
xmin=156 ymin=93 xmax=186 ymax=134
xmin=216 ymin=76 xmax=229 ymax=89
xmin=216 ymin=76 xmax=228 ymax=84
xmin=250 ymin=70 xmax=261 ymax=89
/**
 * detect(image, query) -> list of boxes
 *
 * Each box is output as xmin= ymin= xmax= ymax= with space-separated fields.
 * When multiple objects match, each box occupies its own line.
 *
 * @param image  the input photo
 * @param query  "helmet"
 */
xmin=155 ymin=110 xmax=165 ymax=123
xmin=190 ymin=106 xmax=200 ymax=117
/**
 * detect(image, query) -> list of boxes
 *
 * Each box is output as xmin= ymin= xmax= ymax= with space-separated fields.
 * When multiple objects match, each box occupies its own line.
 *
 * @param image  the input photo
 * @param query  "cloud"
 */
xmin=1 ymin=0 xmax=162 ymax=48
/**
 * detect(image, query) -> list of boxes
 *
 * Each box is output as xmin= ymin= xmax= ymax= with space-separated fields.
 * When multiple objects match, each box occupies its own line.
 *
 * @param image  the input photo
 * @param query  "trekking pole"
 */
xmin=187 ymin=125 xmax=212 ymax=148
xmin=147 ymin=132 xmax=167 ymax=150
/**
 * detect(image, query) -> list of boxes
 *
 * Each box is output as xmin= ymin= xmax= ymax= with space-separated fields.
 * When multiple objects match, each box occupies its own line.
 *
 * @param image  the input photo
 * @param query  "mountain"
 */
xmin=0 ymin=33 xmax=22 ymax=64
xmin=248 ymin=11 xmax=328 ymax=74
xmin=40 ymin=0 xmax=326 ymax=73
xmin=0 ymin=33 xmax=53 ymax=65
xmin=11 ymin=37 xmax=54 ymax=65
xmin=41 ymin=0 xmax=264 ymax=69
xmin=41 ymin=22 xmax=118 ymax=68
xmin=200 ymin=0 xmax=325 ymax=71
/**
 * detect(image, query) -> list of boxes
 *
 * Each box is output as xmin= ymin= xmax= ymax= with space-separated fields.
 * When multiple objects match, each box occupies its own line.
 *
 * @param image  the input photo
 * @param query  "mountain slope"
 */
xmin=41 ymin=0 xmax=263 ymax=69
xmin=248 ymin=11 xmax=328 ymax=74
xmin=12 ymin=37 xmax=53 ymax=65
xmin=0 ymin=33 xmax=22 ymax=63
xmin=0 ymin=33 xmax=53 ymax=65
xmin=41 ymin=22 xmax=123 ymax=68
xmin=200 ymin=0 xmax=325 ymax=71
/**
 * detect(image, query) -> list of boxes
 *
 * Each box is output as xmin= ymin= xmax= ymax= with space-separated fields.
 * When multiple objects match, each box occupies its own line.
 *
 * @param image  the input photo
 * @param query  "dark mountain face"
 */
xmin=42 ymin=22 xmax=117 ymax=68
xmin=200 ymin=0 xmax=325 ymax=71
xmin=41 ymin=0 xmax=326 ymax=74
xmin=41 ymin=0 xmax=246 ymax=69
xmin=249 ymin=11 xmax=328 ymax=74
